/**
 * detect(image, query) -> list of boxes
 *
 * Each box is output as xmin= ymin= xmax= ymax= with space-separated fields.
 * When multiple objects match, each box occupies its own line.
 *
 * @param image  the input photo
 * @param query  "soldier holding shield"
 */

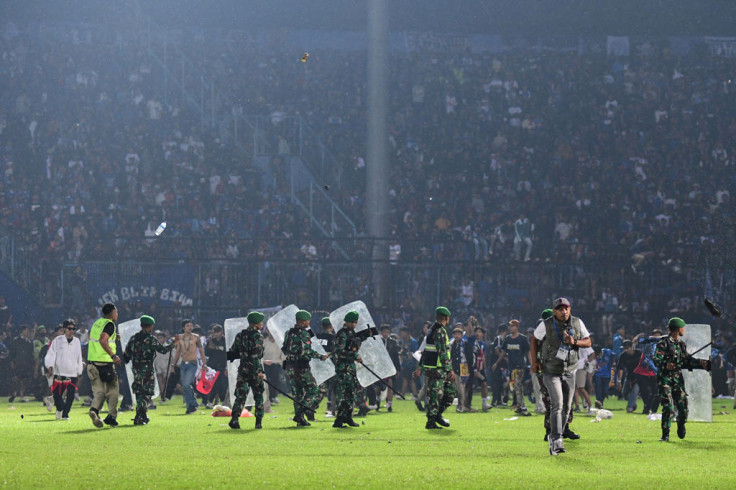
xmin=227 ymin=312 xmax=266 ymax=430
xmin=332 ymin=311 xmax=362 ymax=428
xmin=283 ymin=310 xmax=329 ymax=427
xmin=124 ymin=315 xmax=180 ymax=426
xmin=654 ymin=317 xmax=711 ymax=442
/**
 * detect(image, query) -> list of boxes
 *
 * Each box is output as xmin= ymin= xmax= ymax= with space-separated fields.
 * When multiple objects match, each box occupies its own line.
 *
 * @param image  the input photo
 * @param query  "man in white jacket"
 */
xmin=45 ymin=319 xmax=84 ymax=420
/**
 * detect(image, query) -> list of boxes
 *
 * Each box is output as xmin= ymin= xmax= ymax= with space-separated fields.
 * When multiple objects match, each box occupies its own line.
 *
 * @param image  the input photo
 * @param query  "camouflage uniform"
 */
xmin=283 ymin=326 xmax=323 ymax=418
xmin=333 ymin=327 xmax=360 ymax=421
xmin=229 ymin=326 xmax=265 ymax=419
xmin=653 ymin=334 xmax=706 ymax=439
xmin=421 ymin=322 xmax=456 ymax=423
xmin=124 ymin=330 xmax=175 ymax=424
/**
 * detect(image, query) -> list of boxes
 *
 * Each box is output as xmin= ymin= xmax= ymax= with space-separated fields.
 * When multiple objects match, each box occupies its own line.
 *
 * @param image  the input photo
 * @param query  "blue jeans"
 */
xmin=594 ymin=376 xmax=610 ymax=405
xmin=626 ymin=381 xmax=640 ymax=411
xmin=179 ymin=362 xmax=199 ymax=411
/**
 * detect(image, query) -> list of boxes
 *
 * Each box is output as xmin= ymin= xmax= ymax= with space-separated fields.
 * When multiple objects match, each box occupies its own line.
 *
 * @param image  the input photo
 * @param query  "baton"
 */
xmin=262 ymin=377 xmax=314 ymax=412
xmin=358 ymin=360 xmax=405 ymax=400
xmin=162 ymin=349 xmax=173 ymax=400
xmin=690 ymin=342 xmax=712 ymax=357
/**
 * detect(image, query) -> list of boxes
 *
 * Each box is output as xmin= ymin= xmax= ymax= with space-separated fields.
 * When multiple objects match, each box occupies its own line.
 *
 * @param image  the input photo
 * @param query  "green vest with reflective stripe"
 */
xmin=88 ymin=317 xmax=117 ymax=362
xmin=422 ymin=323 xmax=450 ymax=369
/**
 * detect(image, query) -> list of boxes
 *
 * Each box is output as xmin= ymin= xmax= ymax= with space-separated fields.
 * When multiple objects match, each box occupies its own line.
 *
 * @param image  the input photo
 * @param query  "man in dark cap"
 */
xmin=315 ymin=317 xmax=336 ymax=417
xmin=204 ymin=324 xmax=228 ymax=408
xmin=530 ymin=298 xmax=591 ymax=455
xmin=227 ymin=312 xmax=267 ymax=430
xmin=44 ymin=320 xmax=84 ymax=420
xmin=332 ymin=311 xmax=362 ymax=428
xmin=124 ymin=315 xmax=180 ymax=426
xmin=416 ymin=306 xmax=456 ymax=429
xmin=616 ymin=339 xmax=641 ymax=413
xmin=653 ymin=318 xmax=710 ymax=442
xmin=282 ymin=310 xmax=328 ymax=427
xmin=379 ymin=324 xmax=401 ymax=412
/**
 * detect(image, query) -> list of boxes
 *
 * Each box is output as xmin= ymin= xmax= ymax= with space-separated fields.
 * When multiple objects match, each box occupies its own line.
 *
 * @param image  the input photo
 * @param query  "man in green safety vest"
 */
xmin=415 ymin=306 xmax=456 ymax=429
xmin=87 ymin=303 xmax=122 ymax=428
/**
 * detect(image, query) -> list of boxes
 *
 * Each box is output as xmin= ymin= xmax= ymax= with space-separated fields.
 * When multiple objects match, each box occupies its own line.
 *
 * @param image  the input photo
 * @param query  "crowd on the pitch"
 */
xmin=2 ymin=303 xmax=734 ymax=421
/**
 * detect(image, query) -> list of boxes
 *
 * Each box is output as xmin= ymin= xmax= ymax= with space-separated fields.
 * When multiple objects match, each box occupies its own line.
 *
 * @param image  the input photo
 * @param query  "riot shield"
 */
xmin=118 ymin=318 xmax=161 ymax=407
xmin=682 ymin=324 xmax=712 ymax=422
xmin=330 ymin=301 xmax=397 ymax=387
xmin=265 ymin=304 xmax=335 ymax=385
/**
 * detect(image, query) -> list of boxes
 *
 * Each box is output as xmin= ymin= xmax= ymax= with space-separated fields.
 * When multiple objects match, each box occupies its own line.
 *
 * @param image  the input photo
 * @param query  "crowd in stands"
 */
xmin=1 ymin=22 xmax=735 ymax=346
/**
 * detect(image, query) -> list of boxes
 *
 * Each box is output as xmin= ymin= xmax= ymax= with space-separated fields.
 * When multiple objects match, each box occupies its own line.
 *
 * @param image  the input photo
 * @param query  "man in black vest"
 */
xmin=530 ymin=297 xmax=591 ymax=456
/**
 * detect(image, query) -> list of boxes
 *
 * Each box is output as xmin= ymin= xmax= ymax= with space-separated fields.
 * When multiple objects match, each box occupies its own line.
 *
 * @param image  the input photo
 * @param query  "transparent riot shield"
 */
xmin=330 ymin=301 xmax=397 ymax=387
xmin=265 ymin=304 xmax=335 ymax=386
xmin=119 ymin=318 xmax=161 ymax=407
xmin=682 ymin=324 xmax=712 ymax=422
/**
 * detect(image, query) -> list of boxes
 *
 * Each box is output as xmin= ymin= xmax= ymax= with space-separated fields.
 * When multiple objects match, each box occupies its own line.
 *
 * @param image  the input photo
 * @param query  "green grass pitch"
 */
xmin=3 ymin=395 xmax=736 ymax=488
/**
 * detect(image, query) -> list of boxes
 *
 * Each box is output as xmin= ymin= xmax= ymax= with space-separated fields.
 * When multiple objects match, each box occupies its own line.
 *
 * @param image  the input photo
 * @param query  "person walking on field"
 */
xmin=227 ymin=312 xmax=266 ymax=430
xmin=124 ymin=315 xmax=180 ymax=426
xmin=172 ymin=320 xmax=207 ymax=414
xmin=332 ymin=311 xmax=362 ymax=428
xmin=530 ymin=298 xmax=591 ymax=455
xmin=87 ymin=303 xmax=122 ymax=428
xmin=416 ymin=306 xmax=456 ymax=430
xmin=44 ymin=319 xmax=84 ymax=420
xmin=283 ymin=310 xmax=329 ymax=427
xmin=654 ymin=317 xmax=710 ymax=442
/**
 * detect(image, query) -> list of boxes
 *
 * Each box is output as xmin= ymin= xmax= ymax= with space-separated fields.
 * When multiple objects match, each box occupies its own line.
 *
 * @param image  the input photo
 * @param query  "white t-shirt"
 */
xmin=534 ymin=318 xmax=590 ymax=341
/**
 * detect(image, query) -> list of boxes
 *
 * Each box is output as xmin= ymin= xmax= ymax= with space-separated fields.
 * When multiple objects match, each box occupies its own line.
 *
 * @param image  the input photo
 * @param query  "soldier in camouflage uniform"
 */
xmin=283 ymin=310 xmax=329 ymax=427
xmin=415 ymin=306 xmax=456 ymax=429
xmin=227 ymin=311 xmax=266 ymax=430
xmin=123 ymin=315 xmax=180 ymax=426
xmin=332 ymin=311 xmax=363 ymax=428
xmin=654 ymin=317 xmax=711 ymax=442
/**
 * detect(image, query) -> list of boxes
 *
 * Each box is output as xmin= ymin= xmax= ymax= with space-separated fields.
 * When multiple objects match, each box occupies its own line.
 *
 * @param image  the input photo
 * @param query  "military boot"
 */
xmin=677 ymin=421 xmax=686 ymax=439
xmin=228 ymin=416 xmax=241 ymax=429
xmin=255 ymin=417 xmax=262 ymax=429
xmin=425 ymin=418 xmax=442 ymax=429
xmin=306 ymin=410 xmax=315 ymax=422
xmin=659 ymin=428 xmax=670 ymax=442
xmin=332 ymin=416 xmax=345 ymax=428
xmin=294 ymin=411 xmax=311 ymax=427
xmin=562 ymin=428 xmax=580 ymax=440
xmin=133 ymin=409 xmax=145 ymax=426
xmin=435 ymin=414 xmax=450 ymax=427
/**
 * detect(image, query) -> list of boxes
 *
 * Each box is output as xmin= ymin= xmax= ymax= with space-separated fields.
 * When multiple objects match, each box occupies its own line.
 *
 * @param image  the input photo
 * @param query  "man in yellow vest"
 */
xmin=415 ymin=306 xmax=456 ymax=429
xmin=87 ymin=303 xmax=122 ymax=428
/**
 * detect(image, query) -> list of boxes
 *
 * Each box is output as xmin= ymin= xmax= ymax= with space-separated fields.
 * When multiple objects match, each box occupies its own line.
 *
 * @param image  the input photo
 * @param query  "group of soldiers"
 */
xmin=77 ymin=300 xmax=712 ymax=452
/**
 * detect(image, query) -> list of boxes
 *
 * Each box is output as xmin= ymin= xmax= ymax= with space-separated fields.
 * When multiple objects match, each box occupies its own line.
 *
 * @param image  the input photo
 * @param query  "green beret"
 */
xmin=140 ymin=315 xmax=155 ymax=326
xmin=321 ymin=317 xmax=332 ymax=326
xmin=668 ymin=317 xmax=686 ymax=330
xmin=344 ymin=311 xmax=359 ymax=323
xmin=36 ymin=325 xmax=46 ymax=331
xmin=295 ymin=310 xmax=312 ymax=321
xmin=541 ymin=309 xmax=554 ymax=321
xmin=247 ymin=311 xmax=265 ymax=324
xmin=435 ymin=306 xmax=451 ymax=318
